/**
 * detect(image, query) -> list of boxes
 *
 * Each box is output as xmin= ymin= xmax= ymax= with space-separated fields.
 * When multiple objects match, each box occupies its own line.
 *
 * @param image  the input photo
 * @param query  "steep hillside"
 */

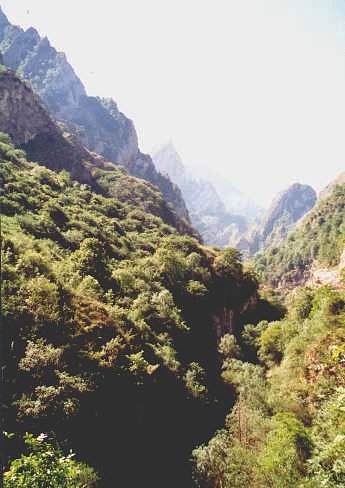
xmin=254 ymin=183 xmax=345 ymax=287
xmin=0 ymin=66 xmax=195 ymax=236
xmin=193 ymin=285 xmax=345 ymax=487
xmin=0 ymin=7 xmax=189 ymax=220
xmin=239 ymin=183 xmax=316 ymax=255
xmin=1 ymin=132 xmax=281 ymax=487
xmin=153 ymin=144 xmax=247 ymax=247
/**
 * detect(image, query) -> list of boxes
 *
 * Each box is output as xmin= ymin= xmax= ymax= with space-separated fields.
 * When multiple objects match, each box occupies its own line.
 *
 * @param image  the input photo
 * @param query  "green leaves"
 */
xmin=214 ymin=248 xmax=243 ymax=281
xmin=2 ymin=134 xmax=265 ymax=486
xmin=4 ymin=434 xmax=99 ymax=488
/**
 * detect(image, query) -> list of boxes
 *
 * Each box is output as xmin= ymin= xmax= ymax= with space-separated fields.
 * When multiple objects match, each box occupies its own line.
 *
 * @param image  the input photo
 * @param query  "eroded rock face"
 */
xmin=243 ymin=183 xmax=317 ymax=255
xmin=262 ymin=183 xmax=317 ymax=241
xmin=212 ymin=307 xmax=235 ymax=339
xmin=0 ymin=68 xmax=196 ymax=236
xmin=307 ymin=246 xmax=345 ymax=290
xmin=0 ymin=7 xmax=189 ymax=221
xmin=0 ymin=68 xmax=98 ymax=185
xmin=0 ymin=69 xmax=56 ymax=145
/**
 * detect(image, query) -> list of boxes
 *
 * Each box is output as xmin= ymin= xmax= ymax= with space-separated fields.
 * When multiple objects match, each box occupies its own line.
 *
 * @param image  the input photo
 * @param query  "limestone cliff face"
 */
xmin=154 ymin=143 xmax=247 ymax=247
xmin=0 ymin=68 xmax=94 ymax=184
xmin=241 ymin=183 xmax=317 ymax=255
xmin=0 ymin=7 xmax=189 ymax=221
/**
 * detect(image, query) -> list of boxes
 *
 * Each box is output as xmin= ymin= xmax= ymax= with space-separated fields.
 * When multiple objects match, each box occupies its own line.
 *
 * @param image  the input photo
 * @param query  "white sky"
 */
xmin=2 ymin=0 xmax=345 ymax=207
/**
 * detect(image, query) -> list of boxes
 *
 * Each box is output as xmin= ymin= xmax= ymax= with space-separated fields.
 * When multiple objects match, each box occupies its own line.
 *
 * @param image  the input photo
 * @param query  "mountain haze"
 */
xmin=153 ymin=143 xmax=248 ymax=247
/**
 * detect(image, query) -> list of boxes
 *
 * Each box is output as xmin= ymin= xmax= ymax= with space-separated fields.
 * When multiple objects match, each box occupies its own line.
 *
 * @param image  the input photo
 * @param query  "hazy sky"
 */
xmin=2 ymin=0 xmax=345 ymax=206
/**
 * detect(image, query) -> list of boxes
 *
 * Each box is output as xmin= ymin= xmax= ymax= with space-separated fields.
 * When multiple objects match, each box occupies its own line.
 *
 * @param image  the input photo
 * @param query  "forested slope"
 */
xmin=0 ymin=66 xmax=195 ymax=237
xmin=253 ymin=184 xmax=345 ymax=287
xmin=193 ymin=285 xmax=345 ymax=487
xmin=1 ymin=134 xmax=279 ymax=487
xmin=192 ymin=179 xmax=345 ymax=488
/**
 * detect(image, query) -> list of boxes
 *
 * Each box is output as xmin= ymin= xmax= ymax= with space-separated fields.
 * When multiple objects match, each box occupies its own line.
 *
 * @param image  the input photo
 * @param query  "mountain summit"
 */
xmin=0 ymin=8 xmax=189 ymax=221
xmin=153 ymin=143 xmax=248 ymax=246
xmin=238 ymin=182 xmax=317 ymax=254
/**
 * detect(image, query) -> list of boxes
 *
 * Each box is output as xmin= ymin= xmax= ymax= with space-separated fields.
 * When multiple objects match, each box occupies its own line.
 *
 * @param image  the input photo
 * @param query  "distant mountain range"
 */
xmin=192 ymin=168 xmax=263 ymax=221
xmin=0 ymin=5 xmax=335 ymax=257
xmin=153 ymin=143 xmax=253 ymax=247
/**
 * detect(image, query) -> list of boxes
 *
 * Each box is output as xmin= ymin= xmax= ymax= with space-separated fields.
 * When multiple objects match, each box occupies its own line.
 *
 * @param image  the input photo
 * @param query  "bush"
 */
xmin=4 ymin=434 xmax=99 ymax=488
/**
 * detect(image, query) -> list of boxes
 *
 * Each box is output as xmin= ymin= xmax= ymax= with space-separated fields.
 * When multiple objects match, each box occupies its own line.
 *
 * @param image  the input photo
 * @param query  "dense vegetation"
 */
xmin=0 ymin=133 xmax=279 ymax=487
xmin=2 ymin=10 xmax=345 ymax=486
xmin=254 ymin=184 xmax=345 ymax=286
xmin=2 ymin=123 xmax=345 ymax=487
xmin=193 ymin=284 xmax=345 ymax=487
xmin=4 ymin=433 xmax=99 ymax=488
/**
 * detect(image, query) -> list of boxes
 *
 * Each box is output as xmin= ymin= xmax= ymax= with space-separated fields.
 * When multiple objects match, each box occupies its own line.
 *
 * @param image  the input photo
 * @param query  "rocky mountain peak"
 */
xmin=262 ymin=182 xmax=317 ymax=239
xmin=0 ymin=8 xmax=190 ymax=222
xmin=153 ymin=144 xmax=248 ymax=246
xmin=155 ymin=142 xmax=183 ymax=164
xmin=242 ymin=182 xmax=317 ymax=255
xmin=154 ymin=143 xmax=187 ymax=184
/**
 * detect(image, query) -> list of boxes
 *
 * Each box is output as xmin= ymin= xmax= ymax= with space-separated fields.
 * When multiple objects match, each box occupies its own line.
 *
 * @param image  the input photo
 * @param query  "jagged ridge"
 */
xmin=0 ymin=6 xmax=190 ymax=222
xmin=0 ymin=66 xmax=195 ymax=235
xmin=238 ymin=182 xmax=316 ymax=255
xmin=153 ymin=143 xmax=247 ymax=247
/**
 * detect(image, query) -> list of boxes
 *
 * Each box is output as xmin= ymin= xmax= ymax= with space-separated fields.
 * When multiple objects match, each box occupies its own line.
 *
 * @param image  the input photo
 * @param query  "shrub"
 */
xmin=4 ymin=434 xmax=98 ymax=488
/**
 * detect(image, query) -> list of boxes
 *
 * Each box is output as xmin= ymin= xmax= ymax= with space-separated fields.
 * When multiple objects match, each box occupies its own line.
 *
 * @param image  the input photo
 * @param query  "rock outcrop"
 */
xmin=261 ymin=183 xmax=317 ymax=241
xmin=241 ymin=183 xmax=317 ymax=255
xmin=153 ymin=143 xmax=247 ymax=247
xmin=0 ymin=7 xmax=189 ymax=221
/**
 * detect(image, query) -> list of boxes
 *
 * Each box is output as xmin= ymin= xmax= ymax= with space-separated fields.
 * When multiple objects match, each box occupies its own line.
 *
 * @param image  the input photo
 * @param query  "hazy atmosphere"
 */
xmin=2 ymin=0 xmax=345 ymax=206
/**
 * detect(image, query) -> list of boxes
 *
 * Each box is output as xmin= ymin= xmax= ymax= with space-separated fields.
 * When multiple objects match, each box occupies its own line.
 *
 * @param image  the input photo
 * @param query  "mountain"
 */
xmin=0 ymin=66 xmax=195 ymax=236
xmin=0 ymin=38 xmax=285 ymax=486
xmin=238 ymin=183 xmax=317 ymax=255
xmin=4 ymin=6 xmax=345 ymax=488
xmin=153 ymin=143 xmax=247 ymax=247
xmin=0 ymin=6 xmax=189 ymax=221
xmin=1 ymin=130 xmax=280 ymax=487
xmin=254 ymin=182 xmax=345 ymax=287
xmin=199 ymin=170 xmax=263 ymax=220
